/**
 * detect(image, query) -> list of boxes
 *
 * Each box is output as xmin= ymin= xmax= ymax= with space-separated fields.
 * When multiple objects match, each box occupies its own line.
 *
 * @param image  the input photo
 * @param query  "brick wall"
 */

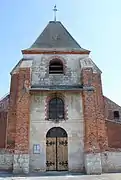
xmin=0 ymin=95 xmax=9 ymax=148
xmin=14 ymin=67 xmax=30 ymax=153
xmin=92 ymin=73 xmax=108 ymax=151
xmin=7 ymin=68 xmax=30 ymax=151
xmin=104 ymin=96 xmax=121 ymax=122
xmin=106 ymin=121 xmax=121 ymax=148
xmin=0 ymin=94 xmax=9 ymax=112
xmin=82 ymin=68 xmax=108 ymax=153
xmin=6 ymin=74 xmax=19 ymax=149
xmin=104 ymin=96 xmax=121 ymax=148
xmin=82 ymin=68 xmax=98 ymax=153
xmin=0 ymin=112 xmax=7 ymax=148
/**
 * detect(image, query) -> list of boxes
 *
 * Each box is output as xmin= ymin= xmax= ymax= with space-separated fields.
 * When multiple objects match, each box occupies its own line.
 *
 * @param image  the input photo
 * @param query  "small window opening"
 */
xmin=49 ymin=59 xmax=63 ymax=74
xmin=114 ymin=111 xmax=120 ymax=119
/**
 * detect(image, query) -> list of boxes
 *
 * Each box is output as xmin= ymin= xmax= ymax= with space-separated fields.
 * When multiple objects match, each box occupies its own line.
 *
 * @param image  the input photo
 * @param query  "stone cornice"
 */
xmin=22 ymin=49 xmax=90 ymax=55
xmin=29 ymin=86 xmax=95 ymax=92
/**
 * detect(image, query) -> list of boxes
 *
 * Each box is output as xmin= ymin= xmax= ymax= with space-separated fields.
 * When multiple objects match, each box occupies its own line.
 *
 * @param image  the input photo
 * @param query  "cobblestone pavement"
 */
xmin=0 ymin=173 xmax=121 ymax=180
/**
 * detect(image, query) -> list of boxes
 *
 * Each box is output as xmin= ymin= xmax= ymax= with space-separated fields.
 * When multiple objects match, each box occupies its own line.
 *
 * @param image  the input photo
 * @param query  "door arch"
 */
xmin=46 ymin=127 xmax=67 ymax=138
xmin=46 ymin=127 xmax=68 ymax=171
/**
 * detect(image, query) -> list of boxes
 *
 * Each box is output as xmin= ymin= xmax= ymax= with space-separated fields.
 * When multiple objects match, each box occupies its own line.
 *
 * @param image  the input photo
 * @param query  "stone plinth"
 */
xmin=13 ymin=154 xmax=29 ymax=174
xmin=84 ymin=153 xmax=102 ymax=174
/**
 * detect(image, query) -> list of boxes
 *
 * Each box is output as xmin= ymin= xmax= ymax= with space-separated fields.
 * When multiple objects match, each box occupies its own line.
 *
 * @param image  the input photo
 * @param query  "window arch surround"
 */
xmin=49 ymin=59 xmax=64 ymax=74
xmin=45 ymin=93 xmax=68 ymax=121
xmin=49 ymin=97 xmax=64 ymax=120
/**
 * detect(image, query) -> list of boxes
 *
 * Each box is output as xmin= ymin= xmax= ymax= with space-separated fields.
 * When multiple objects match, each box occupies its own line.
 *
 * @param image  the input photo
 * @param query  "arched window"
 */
xmin=49 ymin=97 xmax=64 ymax=120
xmin=49 ymin=59 xmax=63 ymax=74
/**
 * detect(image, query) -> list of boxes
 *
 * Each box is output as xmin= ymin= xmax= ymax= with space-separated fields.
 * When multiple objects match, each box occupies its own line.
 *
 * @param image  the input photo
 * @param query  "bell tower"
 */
xmin=7 ymin=8 xmax=107 ymax=173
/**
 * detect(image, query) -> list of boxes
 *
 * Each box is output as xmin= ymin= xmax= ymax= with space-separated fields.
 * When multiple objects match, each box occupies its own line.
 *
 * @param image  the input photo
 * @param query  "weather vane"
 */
xmin=53 ymin=5 xmax=58 ymax=22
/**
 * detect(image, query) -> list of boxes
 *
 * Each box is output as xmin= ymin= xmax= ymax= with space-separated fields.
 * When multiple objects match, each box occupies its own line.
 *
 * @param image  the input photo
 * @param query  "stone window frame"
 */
xmin=45 ymin=93 xmax=68 ymax=122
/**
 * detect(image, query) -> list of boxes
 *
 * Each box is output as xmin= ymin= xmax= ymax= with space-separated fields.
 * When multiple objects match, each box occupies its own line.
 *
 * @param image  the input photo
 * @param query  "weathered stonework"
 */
xmin=101 ymin=152 xmax=121 ymax=172
xmin=13 ymin=154 xmax=29 ymax=174
xmin=85 ymin=153 xmax=102 ymax=174
xmin=2 ymin=53 xmax=120 ymax=174
xmin=31 ymin=54 xmax=88 ymax=87
xmin=1 ymin=20 xmax=121 ymax=175
xmin=30 ymin=92 xmax=84 ymax=172
xmin=0 ymin=149 xmax=13 ymax=171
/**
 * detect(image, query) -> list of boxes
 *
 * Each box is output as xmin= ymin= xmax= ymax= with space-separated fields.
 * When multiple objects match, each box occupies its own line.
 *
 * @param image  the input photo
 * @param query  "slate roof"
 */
xmin=27 ymin=21 xmax=89 ymax=52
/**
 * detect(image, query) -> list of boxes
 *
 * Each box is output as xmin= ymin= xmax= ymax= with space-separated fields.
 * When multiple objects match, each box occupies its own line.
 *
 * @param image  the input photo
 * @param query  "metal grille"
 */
xmin=49 ymin=98 xmax=64 ymax=120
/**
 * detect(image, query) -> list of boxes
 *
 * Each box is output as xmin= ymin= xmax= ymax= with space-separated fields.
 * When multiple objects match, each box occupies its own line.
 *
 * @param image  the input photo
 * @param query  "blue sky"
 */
xmin=0 ymin=0 xmax=121 ymax=105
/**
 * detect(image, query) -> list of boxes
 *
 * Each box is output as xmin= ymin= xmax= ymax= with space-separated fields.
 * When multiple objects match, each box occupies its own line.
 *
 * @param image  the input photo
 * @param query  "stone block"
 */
xmin=84 ymin=153 xmax=102 ymax=174
xmin=101 ymin=151 xmax=121 ymax=173
xmin=13 ymin=154 xmax=29 ymax=174
xmin=0 ymin=151 xmax=13 ymax=170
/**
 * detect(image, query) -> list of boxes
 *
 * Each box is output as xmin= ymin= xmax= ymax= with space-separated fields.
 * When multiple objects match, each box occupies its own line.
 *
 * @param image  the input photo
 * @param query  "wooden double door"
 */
xmin=46 ymin=127 xmax=68 ymax=171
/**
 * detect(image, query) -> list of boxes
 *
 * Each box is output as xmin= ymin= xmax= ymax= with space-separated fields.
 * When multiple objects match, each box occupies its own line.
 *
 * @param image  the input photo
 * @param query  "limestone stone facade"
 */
xmin=30 ymin=92 xmax=84 ymax=172
xmin=0 ymin=20 xmax=121 ymax=175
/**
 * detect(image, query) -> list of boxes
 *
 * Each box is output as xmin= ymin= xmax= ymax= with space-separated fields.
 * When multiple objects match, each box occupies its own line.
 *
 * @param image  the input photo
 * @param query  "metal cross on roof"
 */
xmin=53 ymin=5 xmax=58 ymax=22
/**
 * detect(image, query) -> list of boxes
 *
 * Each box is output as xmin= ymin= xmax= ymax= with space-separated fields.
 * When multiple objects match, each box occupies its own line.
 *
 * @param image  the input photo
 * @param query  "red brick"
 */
xmin=6 ymin=74 xmax=19 ymax=149
xmin=82 ymin=68 xmax=108 ymax=153
xmin=106 ymin=121 xmax=121 ymax=148
xmin=14 ymin=68 xmax=30 ymax=154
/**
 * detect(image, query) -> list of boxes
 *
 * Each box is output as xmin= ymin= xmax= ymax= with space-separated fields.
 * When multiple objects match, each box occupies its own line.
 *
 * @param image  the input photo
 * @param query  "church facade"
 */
xmin=1 ymin=20 xmax=121 ymax=174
